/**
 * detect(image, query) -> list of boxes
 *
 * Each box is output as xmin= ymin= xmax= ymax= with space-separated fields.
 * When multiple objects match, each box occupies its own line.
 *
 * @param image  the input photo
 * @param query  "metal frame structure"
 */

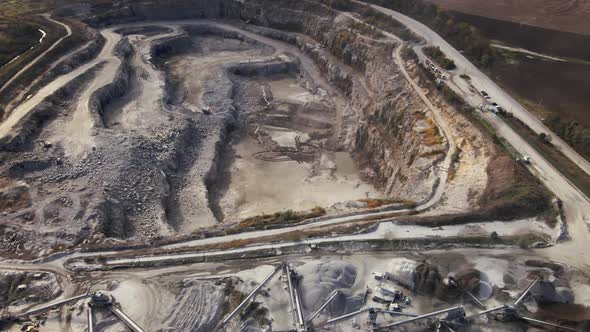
xmin=374 ymin=306 xmax=465 ymax=331
xmin=306 ymin=289 xmax=341 ymax=323
xmin=465 ymin=277 xmax=577 ymax=331
xmin=13 ymin=291 xmax=146 ymax=332
xmin=284 ymin=264 xmax=307 ymax=332
xmin=218 ymin=265 xmax=281 ymax=328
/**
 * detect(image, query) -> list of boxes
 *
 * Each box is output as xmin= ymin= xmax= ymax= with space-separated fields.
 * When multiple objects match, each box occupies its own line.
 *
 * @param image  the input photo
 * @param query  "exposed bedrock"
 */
xmin=0 ymin=65 xmax=104 ymax=152
xmin=151 ymin=35 xmax=193 ymax=65
xmin=89 ymin=38 xmax=133 ymax=127
xmin=229 ymin=57 xmax=300 ymax=77
xmin=233 ymin=4 xmax=442 ymax=200
xmin=0 ymin=0 xmax=474 ymax=252
xmin=204 ymin=116 xmax=237 ymax=223
xmin=67 ymin=1 xmax=445 ymax=200
xmin=52 ymin=34 xmax=107 ymax=76
xmin=204 ymin=58 xmax=303 ymax=223
xmin=2 ymin=34 xmax=107 ymax=120
xmin=182 ymin=24 xmax=272 ymax=50
xmin=157 ymin=27 xmax=299 ymax=227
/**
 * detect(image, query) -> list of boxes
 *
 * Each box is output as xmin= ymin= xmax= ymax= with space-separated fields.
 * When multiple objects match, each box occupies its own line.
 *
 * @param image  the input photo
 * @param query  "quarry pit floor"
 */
xmin=0 ymin=12 xmax=589 ymax=332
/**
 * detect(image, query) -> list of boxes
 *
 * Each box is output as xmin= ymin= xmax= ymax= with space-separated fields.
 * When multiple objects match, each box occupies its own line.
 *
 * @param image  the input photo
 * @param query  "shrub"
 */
xmin=424 ymin=46 xmax=456 ymax=70
xmin=362 ymin=0 xmax=497 ymax=67
xmin=238 ymin=207 xmax=326 ymax=229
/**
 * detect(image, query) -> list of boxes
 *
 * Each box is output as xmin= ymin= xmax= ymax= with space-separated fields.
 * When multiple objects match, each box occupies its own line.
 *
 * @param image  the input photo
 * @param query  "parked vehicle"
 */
xmin=517 ymin=156 xmax=531 ymax=164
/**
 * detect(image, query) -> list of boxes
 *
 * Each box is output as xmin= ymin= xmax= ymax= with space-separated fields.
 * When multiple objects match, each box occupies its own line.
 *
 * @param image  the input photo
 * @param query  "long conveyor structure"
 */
xmin=218 ymin=265 xmax=282 ymax=328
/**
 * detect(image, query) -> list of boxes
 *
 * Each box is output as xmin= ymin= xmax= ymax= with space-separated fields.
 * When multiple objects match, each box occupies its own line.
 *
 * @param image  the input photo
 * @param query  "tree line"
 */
xmin=356 ymin=0 xmax=497 ymax=67
xmin=545 ymin=115 xmax=590 ymax=160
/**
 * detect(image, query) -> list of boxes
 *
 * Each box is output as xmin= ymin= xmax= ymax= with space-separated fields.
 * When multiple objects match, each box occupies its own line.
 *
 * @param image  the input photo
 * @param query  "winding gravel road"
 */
xmin=0 ymin=19 xmax=454 ymax=229
xmin=356 ymin=1 xmax=590 ymax=178
xmin=0 ymin=17 xmax=589 ymax=328
xmin=0 ymin=18 xmax=458 ymax=266
xmin=354 ymin=1 xmax=590 ymax=273
xmin=0 ymin=29 xmax=121 ymax=141
xmin=0 ymin=14 xmax=72 ymax=95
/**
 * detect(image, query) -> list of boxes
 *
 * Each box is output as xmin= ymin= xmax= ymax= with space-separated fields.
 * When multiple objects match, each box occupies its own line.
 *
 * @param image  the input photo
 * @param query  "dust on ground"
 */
xmin=218 ymin=74 xmax=383 ymax=222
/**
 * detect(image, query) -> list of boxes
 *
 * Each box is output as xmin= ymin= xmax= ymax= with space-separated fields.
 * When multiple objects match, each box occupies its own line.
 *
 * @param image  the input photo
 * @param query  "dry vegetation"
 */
xmin=359 ymin=198 xmax=415 ymax=209
xmin=350 ymin=21 xmax=384 ymax=39
xmin=408 ymin=47 xmax=553 ymax=220
xmin=0 ymin=0 xmax=52 ymax=17
xmin=421 ymin=118 xmax=442 ymax=146
xmin=364 ymin=0 xmax=496 ymax=67
xmin=237 ymin=207 xmax=326 ymax=229
xmin=0 ymin=20 xmax=42 ymax=67
xmin=499 ymin=111 xmax=590 ymax=199
xmin=481 ymin=154 xmax=552 ymax=218
xmin=423 ymin=46 xmax=456 ymax=70
xmin=0 ymin=0 xmax=93 ymax=113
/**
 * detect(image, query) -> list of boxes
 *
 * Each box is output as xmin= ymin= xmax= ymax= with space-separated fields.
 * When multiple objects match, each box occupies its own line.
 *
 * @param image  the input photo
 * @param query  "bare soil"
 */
xmin=448 ymin=11 xmax=590 ymax=60
xmin=490 ymin=55 xmax=590 ymax=129
xmin=219 ymin=75 xmax=383 ymax=222
xmin=430 ymin=0 xmax=590 ymax=37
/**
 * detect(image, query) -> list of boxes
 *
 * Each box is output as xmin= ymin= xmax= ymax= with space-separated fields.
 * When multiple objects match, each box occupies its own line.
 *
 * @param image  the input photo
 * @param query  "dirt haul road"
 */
xmin=103 ymin=25 xmax=183 ymax=130
xmin=351 ymin=1 xmax=590 ymax=273
xmin=0 ymin=18 xmax=562 ymax=259
xmin=0 ymin=14 xmax=584 ymax=291
xmin=355 ymin=1 xmax=590 ymax=178
xmin=0 ymin=14 xmax=73 ymax=96
xmin=0 ymin=20 xmax=335 ymax=143
xmin=0 ymin=29 xmax=121 ymax=142
xmin=67 ymin=216 xmax=556 ymax=270
xmin=64 ymin=17 xmax=582 ymax=273
xmin=0 ymin=19 xmax=454 ymax=228
xmin=0 ymin=13 xmax=588 ymax=331
xmin=0 ymin=17 xmax=456 ymax=260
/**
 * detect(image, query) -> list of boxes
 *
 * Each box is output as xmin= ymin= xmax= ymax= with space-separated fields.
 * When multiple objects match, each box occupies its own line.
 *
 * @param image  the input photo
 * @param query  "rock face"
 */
xmin=78 ymin=0 xmax=444 ymax=201
xmin=0 ymin=0 xmax=449 ymax=254
xmin=232 ymin=0 xmax=443 ymax=201
xmin=68 ymin=0 xmax=233 ymax=27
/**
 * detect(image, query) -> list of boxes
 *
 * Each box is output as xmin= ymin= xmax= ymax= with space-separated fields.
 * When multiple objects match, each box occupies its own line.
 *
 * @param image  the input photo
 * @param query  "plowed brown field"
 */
xmin=429 ymin=0 xmax=590 ymax=36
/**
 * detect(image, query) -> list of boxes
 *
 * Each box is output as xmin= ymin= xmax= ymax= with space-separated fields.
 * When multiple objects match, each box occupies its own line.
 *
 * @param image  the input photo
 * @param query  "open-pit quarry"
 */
xmin=0 ymin=0 xmax=589 ymax=331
